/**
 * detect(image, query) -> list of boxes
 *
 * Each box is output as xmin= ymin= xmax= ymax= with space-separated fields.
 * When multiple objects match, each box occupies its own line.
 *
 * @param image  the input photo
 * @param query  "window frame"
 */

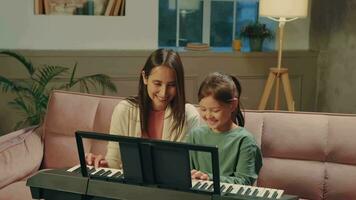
xmin=174 ymin=0 xmax=237 ymax=47
xmin=159 ymin=0 xmax=274 ymax=50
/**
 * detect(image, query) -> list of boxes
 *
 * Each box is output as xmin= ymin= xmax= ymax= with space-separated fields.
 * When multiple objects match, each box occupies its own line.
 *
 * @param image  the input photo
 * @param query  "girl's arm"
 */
xmin=205 ymin=137 xmax=262 ymax=185
xmin=221 ymin=138 xmax=262 ymax=185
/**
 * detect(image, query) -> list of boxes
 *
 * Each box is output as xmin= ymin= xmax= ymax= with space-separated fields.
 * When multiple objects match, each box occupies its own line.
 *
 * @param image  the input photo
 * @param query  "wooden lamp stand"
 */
xmin=258 ymin=67 xmax=294 ymax=111
xmin=258 ymin=19 xmax=295 ymax=111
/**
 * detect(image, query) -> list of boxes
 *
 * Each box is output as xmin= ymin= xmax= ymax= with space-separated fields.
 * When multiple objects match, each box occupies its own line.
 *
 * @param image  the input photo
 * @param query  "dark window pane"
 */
xmin=210 ymin=1 xmax=234 ymax=47
xmin=159 ymin=0 xmax=177 ymax=47
xmin=236 ymin=0 xmax=259 ymax=52
xmin=259 ymin=17 xmax=277 ymax=51
xmin=236 ymin=0 xmax=259 ymax=33
xmin=179 ymin=0 xmax=203 ymax=46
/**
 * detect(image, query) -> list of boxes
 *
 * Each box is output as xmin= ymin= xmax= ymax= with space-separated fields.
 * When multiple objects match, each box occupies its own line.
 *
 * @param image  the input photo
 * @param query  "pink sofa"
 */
xmin=1 ymin=90 xmax=356 ymax=200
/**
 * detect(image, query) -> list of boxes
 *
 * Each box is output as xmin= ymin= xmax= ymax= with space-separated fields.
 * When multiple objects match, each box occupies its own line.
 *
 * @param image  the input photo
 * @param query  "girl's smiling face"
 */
xmin=199 ymin=95 xmax=236 ymax=133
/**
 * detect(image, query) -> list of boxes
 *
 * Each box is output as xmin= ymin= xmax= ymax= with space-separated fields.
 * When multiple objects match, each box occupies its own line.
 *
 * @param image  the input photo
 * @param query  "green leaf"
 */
xmin=68 ymin=62 xmax=77 ymax=87
xmin=1 ymin=51 xmax=117 ymax=131
xmin=30 ymin=83 xmax=49 ymax=112
xmin=0 ymin=50 xmax=35 ymax=75
xmin=8 ymin=97 xmax=33 ymax=116
xmin=33 ymin=65 xmax=68 ymax=88
xmin=240 ymin=22 xmax=273 ymax=40
xmin=0 ymin=76 xmax=18 ymax=92
xmin=71 ymin=74 xmax=117 ymax=93
xmin=80 ymin=79 xmax=90 ymax=93
xmin=0 ymin=78 xmax=34 ymax=103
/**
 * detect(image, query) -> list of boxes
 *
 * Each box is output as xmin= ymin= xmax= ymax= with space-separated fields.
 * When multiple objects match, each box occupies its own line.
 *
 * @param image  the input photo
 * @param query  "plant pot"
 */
xmin=249 ymin=38 xmax=264 ymax=52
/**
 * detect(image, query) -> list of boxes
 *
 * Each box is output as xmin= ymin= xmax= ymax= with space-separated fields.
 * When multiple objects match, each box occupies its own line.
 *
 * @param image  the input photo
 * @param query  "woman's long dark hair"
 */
xmin=128 ymin=49 xmax=186 ymax=136
xmin=198 ymin=72 xmax=244 ymax=127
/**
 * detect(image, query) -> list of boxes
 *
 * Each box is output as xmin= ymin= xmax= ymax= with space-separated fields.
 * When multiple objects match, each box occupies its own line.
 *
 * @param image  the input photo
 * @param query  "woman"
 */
xmin=86 ymin=49 xmax=200 ymax=168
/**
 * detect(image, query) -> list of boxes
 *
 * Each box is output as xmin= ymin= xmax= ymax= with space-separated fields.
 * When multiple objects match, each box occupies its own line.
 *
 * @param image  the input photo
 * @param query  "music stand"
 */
xmin=75 ymin=131 xmax=221 ymax=195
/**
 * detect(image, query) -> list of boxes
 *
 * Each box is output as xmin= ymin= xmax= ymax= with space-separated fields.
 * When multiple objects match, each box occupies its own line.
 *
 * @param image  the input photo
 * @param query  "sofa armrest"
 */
xmin=0 ymin=126 xmax=43 ymax=189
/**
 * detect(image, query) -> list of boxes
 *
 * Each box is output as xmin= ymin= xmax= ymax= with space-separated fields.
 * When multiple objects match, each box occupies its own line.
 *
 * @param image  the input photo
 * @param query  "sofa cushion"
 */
xmin=0 ymin=126 xmax=43 ymax=189
xmin=0 ymin=180 xmax=32 ymax=200
xmin=261 ymin=112 xmax=328 ymax=162
xmin=42 ymin=91 xmax=122 ymax=169
xmin=324 ymin=162 xmax=356 ymax=199
xmin=324 ymin=116 xmax=356 ymax=200
xmin=258 ymin=157 xmax=324 ymax=200
xmin=326 ymin=116 xmax=356 ymax=165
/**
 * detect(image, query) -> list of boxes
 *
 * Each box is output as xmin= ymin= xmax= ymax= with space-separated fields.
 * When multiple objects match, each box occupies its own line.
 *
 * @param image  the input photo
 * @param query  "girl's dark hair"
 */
xmin=198 ymin=72 xmax=245 ymax=127
xmin=128 ymin=48 xmax=186 ymax=138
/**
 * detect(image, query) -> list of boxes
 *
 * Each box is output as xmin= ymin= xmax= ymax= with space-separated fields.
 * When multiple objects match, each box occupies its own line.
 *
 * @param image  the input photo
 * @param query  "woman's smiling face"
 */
xmin=143 ymin=65 xmax=177 ymax=111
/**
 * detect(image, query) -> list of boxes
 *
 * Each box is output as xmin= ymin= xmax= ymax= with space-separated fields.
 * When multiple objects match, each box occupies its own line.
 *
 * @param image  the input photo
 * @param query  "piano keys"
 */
xmin=67 ymin=164 xmax=124 ymax=180
xmin=65 ymin=165 xmax=288 ymax=200
xmin=191 ymin=180 xmax=284 ymax=199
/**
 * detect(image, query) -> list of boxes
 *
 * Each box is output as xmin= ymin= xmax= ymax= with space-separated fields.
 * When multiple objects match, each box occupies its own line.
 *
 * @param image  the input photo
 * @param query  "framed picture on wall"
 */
xmin=34 ymin=0 xmax=123 ymax=16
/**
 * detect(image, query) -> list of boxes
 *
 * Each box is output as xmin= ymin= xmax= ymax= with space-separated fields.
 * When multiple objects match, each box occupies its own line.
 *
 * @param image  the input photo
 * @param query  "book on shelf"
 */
xmin=185 ymin=43 xmax=210 ymax=51
xmin=113 ymin=0 xmax=122 ymax=16
xmin=43 ymin=0 xmax=50 ymax=14
xmin=94 ymin=0 xmax=108 ymax=15
xmin=104 ymin=0 xmax=116 ymax=16
xmin=34 ymin=0 xmax=44 ymax=15
xmin=86 ymin=0 xmax=94 ymax=15
xmin=119 ymin=0 xmax=125 ymax=16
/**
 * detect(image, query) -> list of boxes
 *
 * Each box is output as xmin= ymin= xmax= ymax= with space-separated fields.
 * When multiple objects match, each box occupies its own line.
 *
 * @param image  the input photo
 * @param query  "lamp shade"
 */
xmin=259 ymin=0 xmax=308 ymax=18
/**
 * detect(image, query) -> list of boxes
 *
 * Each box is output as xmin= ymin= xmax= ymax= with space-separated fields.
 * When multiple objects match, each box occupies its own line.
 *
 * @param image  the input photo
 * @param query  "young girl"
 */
xmin=186 ymin=72 xmax=262 ymax=185
xmin=86 ymin=49 xmax=200 ymax=168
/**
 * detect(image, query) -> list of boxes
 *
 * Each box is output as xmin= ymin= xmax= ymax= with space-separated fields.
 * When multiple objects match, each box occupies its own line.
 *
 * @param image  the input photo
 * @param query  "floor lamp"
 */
xmin=257 ymin=0 xmax=309 ymax=111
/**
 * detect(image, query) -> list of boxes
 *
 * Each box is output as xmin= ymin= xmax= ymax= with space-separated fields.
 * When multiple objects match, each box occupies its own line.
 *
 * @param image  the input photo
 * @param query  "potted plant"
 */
xmin=240 ymin=22 xmax=273 ymax=51
xmin=0 ymin=50 xmax=117 ymax=130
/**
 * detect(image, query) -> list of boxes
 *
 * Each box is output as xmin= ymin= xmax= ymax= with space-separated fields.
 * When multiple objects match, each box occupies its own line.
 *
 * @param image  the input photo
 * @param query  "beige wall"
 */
xmin=0 ymin=0 xmax=311 ymax=50
xmin=0 ymin=0 xmax=158 ymax=50
xmin=0 ymin=50 xmax=318 ymax=134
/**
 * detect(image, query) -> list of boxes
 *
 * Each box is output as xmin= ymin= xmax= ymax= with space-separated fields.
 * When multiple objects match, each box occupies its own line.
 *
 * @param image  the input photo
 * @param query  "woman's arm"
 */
xmin=105 ymin=100 xmax=132 ymax=168
xmin=184 ymin=104 xmax=201 ymax=137
xmin=186 ymin=103 xmax=201 ymax=129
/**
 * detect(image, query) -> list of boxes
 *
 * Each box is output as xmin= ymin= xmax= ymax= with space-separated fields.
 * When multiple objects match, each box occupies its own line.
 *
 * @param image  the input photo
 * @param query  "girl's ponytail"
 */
xmin=229 ymin=75 xmax=245 ymax=127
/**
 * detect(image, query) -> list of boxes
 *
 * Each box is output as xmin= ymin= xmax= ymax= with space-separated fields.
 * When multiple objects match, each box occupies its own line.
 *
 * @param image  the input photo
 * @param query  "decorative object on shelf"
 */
xmin=232 ymin=39 xmax=242 ymax=51
xmin=86 ymin=0 xmax=95 ymax=15
xmin=34 ymin=0 xmax=125 ymax=16
xmin=240 ymin=22 xmax=273 ymax=51
xmin=0 ymin=50 xmax=117 ymax=130
xmin=257 ymin=0 xmax=309 ymax=111
xmin=185 ymin=43 xmax=210 ymax=51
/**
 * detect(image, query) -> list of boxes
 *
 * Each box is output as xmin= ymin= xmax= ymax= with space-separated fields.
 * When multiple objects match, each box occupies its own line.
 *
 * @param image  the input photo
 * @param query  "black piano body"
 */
xmin=27 ymin=169 xmax=298 ymax=200
xmin=27 ymin=131 xmax=298 ymax=200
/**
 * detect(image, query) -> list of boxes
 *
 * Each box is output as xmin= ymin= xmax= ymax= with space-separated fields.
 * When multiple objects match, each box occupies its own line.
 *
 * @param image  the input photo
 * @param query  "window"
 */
xmin=158 ymin=0 xmax=276 ymax=52
xmin=210 ymin=1 xmax=234 ymax=47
